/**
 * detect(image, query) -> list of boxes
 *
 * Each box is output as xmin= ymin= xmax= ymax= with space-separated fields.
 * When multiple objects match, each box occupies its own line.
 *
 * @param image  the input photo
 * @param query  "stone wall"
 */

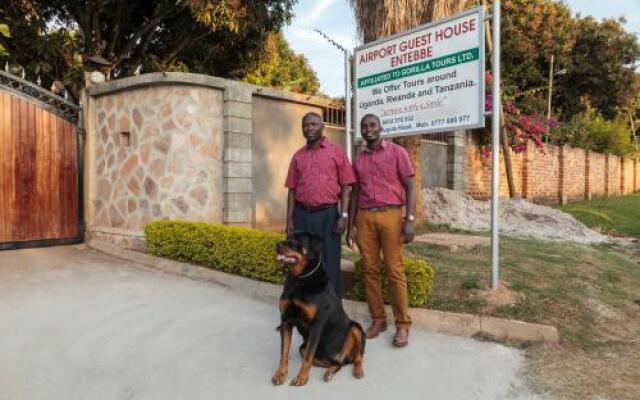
xmin=91 ymin=85 xmax=223 ymax=239
xmin=83 ymin=72 xmax=344 ymax=247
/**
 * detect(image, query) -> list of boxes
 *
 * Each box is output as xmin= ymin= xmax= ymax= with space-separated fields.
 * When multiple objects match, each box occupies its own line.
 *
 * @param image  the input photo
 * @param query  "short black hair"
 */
xmin=302 ymin=112 xmax=323 ymax=123
xmin=360 ymin=113 xmax=381 ymax=125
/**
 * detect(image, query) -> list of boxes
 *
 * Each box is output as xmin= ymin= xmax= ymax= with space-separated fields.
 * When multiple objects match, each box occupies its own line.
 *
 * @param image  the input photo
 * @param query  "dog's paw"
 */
xmin=271 ymin=369 xmax=287 ymax=385
xmin=323 ymin=369 xmax=336 ymax=382
xmin=289 ymin=373 xmax=309 ymax=386
xmin=353 ymin=366 xmax=364 ymax=379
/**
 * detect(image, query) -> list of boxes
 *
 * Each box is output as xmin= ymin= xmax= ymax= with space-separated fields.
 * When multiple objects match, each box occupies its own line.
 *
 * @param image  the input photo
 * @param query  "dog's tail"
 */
xmin=350 ymin=321 xmax=366 ymax=355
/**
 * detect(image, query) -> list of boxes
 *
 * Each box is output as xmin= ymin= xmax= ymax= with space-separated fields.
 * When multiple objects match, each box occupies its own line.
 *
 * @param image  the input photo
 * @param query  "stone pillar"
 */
xmin=446 ymin=130 xmax=466 ymax=191
xmin=604 ymin=154 xmax=610 ymax=198
xmin=584 ymin=149 xmax=591 ymax=200
xmin=621 ymin=158 xmax=626 ymax=195
xmin=633 ymin=159 xmax=638 ymax=193
xmin=558 ymin=145 xmax=568 ymax=205
xmin=223 ymin=83 xmax=253 ymax=226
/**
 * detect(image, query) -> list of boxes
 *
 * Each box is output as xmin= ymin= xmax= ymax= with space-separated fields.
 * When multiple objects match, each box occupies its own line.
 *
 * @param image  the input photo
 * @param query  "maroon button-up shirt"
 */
xmin=285 ymin=137 xmax=356 ymax=207
xmin=354 ymin=140 xmax=415 ymax=208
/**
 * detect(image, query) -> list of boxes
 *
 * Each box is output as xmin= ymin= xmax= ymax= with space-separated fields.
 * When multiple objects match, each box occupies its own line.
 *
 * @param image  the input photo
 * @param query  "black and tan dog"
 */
xmin=272 ymin=232 xmax=365 ymax=386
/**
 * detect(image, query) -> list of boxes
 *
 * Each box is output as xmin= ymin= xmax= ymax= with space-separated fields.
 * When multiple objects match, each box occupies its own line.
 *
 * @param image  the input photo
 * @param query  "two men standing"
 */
xmin=285 ymin=112 xmax=416 ymax=347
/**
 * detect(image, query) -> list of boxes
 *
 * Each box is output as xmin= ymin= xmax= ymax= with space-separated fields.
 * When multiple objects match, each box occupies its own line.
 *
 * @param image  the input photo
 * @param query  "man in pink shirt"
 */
xmin=285 ymin=112 xmax=356 ymax=296
xmin=347 ymin=114 xmax=416 ymax=347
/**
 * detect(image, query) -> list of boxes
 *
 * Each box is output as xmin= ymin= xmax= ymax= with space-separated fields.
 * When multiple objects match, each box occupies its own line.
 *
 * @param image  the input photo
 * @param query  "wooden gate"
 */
xmin=0 ymin=71 xmax=82 ymax=249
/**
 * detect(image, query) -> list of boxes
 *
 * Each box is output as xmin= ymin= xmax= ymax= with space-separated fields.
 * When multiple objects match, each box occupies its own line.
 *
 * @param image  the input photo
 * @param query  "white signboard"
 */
xmin=354 ymin=7 xmax=485 ymax=138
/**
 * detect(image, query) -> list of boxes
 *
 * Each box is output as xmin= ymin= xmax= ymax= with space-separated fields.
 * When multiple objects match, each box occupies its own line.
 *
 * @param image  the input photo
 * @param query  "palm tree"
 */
xmin=349 ymin=0 xmax=478 ymax=219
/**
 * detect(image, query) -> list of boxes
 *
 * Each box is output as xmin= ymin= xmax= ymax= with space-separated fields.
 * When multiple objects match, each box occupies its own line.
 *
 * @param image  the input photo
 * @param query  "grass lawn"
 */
xmin=559 ymin=193 xmax=640 ymax=238
xmin=343 ymin=226 xmax=640 ymax=399
xmin=407 ymin=236 xmax=640 ymax=400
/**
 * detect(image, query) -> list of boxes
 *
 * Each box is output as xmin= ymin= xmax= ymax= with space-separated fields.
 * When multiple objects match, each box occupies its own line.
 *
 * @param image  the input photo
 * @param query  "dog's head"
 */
xmin=275 ymin=232 xmax=323 ymax=278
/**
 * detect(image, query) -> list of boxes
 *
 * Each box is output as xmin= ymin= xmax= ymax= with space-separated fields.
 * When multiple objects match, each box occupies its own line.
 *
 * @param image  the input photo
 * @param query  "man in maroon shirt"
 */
xmin=285 ymin=112 xmax=356 ymax=296
xmin=347 ymin=114 xmax=416 ymax=347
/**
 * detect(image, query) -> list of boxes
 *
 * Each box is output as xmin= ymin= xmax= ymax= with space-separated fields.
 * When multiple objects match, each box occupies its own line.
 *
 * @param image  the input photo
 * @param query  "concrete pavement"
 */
xmin=0 ymin=245 xmax=547 ymax=400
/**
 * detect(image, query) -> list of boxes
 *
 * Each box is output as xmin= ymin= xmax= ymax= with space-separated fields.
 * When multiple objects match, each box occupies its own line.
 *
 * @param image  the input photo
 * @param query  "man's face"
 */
xmin=360 ymin=116 xmax=382 ymax=143
xmin=302 ymin=115 xmax=323 ymax=143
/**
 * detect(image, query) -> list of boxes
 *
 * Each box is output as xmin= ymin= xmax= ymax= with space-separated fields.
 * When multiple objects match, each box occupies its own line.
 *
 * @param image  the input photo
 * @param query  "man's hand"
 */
xmin=334 ymin=216 xmax=348 ymax=235
xmin=347 ymin=228 xmax=357 ymax=249
xmin=286 ymin=219 xmax=294 ymax=235
xmin=401 ymin=220 xmax=415 ymax=244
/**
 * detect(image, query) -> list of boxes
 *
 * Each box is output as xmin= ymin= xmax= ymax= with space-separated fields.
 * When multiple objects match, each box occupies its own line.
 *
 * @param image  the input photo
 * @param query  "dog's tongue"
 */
xmin=276 ymin=254 xmax=297 ymax=264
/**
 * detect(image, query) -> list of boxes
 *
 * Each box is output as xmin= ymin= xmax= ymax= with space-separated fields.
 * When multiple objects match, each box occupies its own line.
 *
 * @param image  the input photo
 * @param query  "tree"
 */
xmin=349 ymin=0 xmax=478 ymax=217
xmin=0 ymin=0 xmax=295 ymax=97
xmin=243 ymin=32 xmax=320 ymax=95
xmin=499 ymin=0 xmax=575 ymax=114
xmin=557 ymin=17 xmax=640 ymax=120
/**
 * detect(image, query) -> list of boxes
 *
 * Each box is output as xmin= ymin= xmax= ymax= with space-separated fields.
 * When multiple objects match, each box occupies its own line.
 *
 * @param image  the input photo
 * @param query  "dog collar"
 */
xmin=298 ymin=261 xmax=322 ymax=279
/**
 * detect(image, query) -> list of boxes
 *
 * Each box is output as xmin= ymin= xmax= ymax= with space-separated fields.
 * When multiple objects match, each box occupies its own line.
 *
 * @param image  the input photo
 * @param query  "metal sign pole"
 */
xmin=490 ymin=0 xmax=501 ymax=289
xmin=345 ymin=50 xmax=353 ymax=161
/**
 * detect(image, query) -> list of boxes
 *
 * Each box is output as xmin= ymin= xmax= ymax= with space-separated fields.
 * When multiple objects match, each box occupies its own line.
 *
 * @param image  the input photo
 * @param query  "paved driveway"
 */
xmin=0 ymin=246 xmax=546 ymax=400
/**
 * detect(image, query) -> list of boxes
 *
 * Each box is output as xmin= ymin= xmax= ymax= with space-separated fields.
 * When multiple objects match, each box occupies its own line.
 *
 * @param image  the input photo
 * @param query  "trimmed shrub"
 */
xmin=144 ymin=220 xmax=285 ymax=284
xmin=145 ymin=221 xmax=436 ymax=307
xmin=350 ymin=257 xmax=436 ymax=307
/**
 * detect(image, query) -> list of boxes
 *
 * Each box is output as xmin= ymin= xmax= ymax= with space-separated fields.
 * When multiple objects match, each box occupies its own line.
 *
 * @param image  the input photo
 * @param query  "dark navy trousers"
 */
xmin=293 ymin=205 xmax=342 ymax=296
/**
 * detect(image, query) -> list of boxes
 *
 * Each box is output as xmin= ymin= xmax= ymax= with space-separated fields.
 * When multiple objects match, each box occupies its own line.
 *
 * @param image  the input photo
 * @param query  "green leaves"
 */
xmin=351 ymin=257 xmax=436 ymax=307
xmin=243 ymin=32 xmax=320 ymax=95
xmin=0 ymin=0 xmax=296 ymax=97
xmin=144 ymin=220 xmax=286 ymax=284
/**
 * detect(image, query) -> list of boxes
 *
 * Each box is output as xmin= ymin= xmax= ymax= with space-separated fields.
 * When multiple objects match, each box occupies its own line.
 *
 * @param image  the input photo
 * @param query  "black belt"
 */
xmin=295 ymin=202 xmax=337 ymax=213
xmin=361 ymin=205 xmax=402 ymax=212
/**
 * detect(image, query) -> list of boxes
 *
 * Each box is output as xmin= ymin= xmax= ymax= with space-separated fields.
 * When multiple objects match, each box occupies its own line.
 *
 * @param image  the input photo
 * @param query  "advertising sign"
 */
xmin=354 ymin=7 xmax=485 ymax=137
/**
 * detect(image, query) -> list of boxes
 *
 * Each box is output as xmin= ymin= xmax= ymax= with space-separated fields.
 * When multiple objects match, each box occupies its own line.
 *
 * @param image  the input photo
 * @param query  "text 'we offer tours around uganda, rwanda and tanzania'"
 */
xmin=354 ymin=7 xmax=486 ymax=138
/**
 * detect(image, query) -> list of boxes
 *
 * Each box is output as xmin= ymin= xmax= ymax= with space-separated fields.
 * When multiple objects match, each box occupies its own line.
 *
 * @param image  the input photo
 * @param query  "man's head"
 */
xmin=360 ymin=114 xmax=382 ymax=144
xmin=301 ymin=112 xmax=324 ymax=144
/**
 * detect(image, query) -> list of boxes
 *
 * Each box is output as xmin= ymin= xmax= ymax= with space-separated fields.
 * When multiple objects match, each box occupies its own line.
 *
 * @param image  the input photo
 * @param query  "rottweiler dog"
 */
xmin=272 ymin=231 xmax=366 ymax=386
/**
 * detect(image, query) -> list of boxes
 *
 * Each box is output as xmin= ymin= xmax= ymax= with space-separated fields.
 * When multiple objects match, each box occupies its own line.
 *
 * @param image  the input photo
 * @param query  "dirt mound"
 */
xmin=423 ymin=188 xmax=608 ymax=244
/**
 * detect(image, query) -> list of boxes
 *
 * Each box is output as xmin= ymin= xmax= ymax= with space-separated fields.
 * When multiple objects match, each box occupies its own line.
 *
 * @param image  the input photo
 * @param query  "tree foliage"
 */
xmin=500 ymin=0 xmax=574 ymax=99
xmin=558 ymin=17 xmax=640 ymax=119
xmin=0 ymin=0 xmax=295 ymax=96
xmin=243 ymin=32 xmax=319 ymax=95
xmin=498 ymin=0 xmax=640 ymax=121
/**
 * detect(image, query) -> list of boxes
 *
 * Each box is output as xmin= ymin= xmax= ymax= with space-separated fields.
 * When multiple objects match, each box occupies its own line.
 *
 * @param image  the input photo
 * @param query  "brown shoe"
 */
xmin=366 ymin=320 xmax=388 ymax=338
xmin=392 ymin=327 xmax=409 ymax=347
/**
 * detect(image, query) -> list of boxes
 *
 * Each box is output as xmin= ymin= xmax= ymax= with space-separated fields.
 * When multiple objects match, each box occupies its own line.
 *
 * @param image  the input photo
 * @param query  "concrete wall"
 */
xmin=83 ymin=72 xmax=343 ymax=248
xmin=252 ymin=96 xmax=327 ymax=230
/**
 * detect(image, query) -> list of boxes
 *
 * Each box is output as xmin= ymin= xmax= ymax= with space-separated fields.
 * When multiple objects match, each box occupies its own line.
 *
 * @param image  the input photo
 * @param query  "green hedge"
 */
xmin=144 ymin=220 xmax=285 ymax=284
xmin=350 ymin=257 xmax=436 ymax=307
xmin=144 ymin=221 xmax=436 ymax=306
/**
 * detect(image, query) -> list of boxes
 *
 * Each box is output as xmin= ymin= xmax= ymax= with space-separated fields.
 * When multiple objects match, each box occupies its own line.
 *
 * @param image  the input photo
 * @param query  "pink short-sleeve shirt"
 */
xmin=285 ymin=137 xmax=356 ymax=207
xmin=353 ymin=140 xmax=414 ymax=208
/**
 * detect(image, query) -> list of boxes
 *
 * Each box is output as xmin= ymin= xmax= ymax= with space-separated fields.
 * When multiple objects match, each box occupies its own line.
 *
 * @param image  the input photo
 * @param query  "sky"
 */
xmin=283 ymin=0 xmax=640 ymax=97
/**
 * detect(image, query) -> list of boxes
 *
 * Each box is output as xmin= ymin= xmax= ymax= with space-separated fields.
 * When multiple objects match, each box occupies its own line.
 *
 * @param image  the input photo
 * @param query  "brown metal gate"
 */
xmin=0 ymin=71 xmax=82 ymax=249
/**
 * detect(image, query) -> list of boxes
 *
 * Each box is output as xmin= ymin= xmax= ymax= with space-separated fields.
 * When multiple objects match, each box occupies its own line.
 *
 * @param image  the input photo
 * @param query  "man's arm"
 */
xmin=334 ymin=185 xmax=351 ymax=234
xmin=401 ymin=176 xmax=416 ymax=244
xmin=347 ymin=184 xmax=359 ymax=248
xmin=286 ymin=189 xmax=295 ymax=234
